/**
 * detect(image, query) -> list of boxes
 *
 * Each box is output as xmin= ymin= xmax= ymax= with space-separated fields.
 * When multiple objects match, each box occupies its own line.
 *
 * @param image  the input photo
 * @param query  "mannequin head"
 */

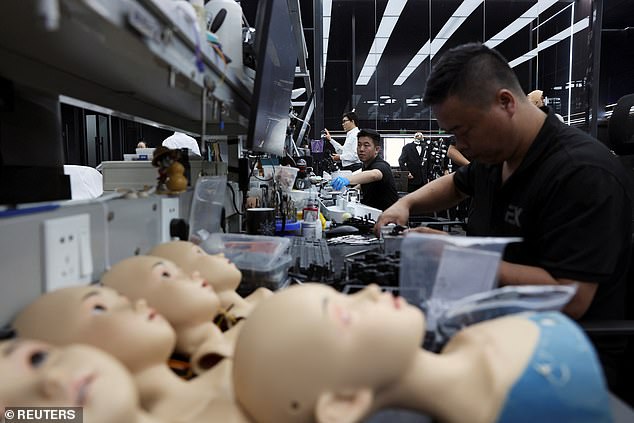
xmin=12 ymin=286 xmax=176 ymax=371
xmin=0 ymin=339 xmax=141 ymax=423
xmin=101 ymin=255 xmax=234 ymax=373
xmin=101 ymin=255 xmax=221 ymax=326
xmin=233 ymin=284 xmax=424 ymax=423
xmin=149 ymin=241 xmax=242 ymax=295
xmin=527 ymin=90 xmax=545 ymax=108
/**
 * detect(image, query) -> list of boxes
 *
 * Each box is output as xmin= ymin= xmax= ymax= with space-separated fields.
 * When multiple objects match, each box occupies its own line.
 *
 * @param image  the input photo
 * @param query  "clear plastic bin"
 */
xmin=201 ymin=233 xmax=292 ymax=294
xmin=273 ymin=166 xmax=298 ymax=191
xmin=399 ymin=233 xmax=520 ymax=332
xmin=188 ymin=175 xmax=227 ymax=243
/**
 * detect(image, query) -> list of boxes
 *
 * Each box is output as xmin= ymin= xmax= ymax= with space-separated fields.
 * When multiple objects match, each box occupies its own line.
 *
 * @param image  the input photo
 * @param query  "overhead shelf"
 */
xmin=0 ymin=0 xmax=252 ymax=134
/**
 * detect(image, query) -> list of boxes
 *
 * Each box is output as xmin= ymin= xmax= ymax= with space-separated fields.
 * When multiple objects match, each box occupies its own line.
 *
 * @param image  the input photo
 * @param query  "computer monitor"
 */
xmin=245 ymin=0 xmax=297 ymax=156
xmin=0 ymin=79 xmax=70 ymax=204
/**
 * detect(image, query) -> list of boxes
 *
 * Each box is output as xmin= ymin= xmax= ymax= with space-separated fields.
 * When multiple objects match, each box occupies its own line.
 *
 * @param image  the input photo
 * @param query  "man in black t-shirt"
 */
xmin=330 ymin=128 xmax=399 ymax=211
xmin=375 ymin=44 xmax=633 ymax=385
xmin=377 ymin=42 xmax=632 ymax=322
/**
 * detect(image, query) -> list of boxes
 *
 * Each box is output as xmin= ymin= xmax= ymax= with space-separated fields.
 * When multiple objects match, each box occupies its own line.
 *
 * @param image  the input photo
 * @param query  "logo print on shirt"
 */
xmin=505 ymin=205 xmax=523 ymax=227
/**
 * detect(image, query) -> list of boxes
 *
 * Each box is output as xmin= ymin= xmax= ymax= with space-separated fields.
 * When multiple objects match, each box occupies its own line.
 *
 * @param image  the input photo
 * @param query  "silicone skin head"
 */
xmin=101 ymin=255 xmax=221 ymax=326
xmin=0 ymin=339 xmax=139 ymax=423
xmin=149 ymin=241 xmax=242 ymax=294
xmin=233 ymin=284 xmax=425 ymax=423
xmin=12 ymin=286 xmax=176 ymax=371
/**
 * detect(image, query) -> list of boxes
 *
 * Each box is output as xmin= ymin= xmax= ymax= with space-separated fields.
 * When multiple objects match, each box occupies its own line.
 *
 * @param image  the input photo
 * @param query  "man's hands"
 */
xmin=407 ymin=172 xmax=413 ymax=180
xmin=374 ymin=200 xmax=411 ymax=236
xmin=324 ymin=128 xmax=332 ymax=141
xmin=331 ymin=153 xmax=341 ymax=162
xmin=331 ymin=176 xmax=350 ymax=191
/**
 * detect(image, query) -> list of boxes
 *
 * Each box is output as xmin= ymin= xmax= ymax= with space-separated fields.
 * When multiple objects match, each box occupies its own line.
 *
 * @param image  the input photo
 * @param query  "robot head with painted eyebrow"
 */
xmin=233 ymin=283 xmax=612 ymax=423
xmin=100 ymin=255 xmax=233 ymax=374
xmin=0 ymin=338 xmax=158 ymax=423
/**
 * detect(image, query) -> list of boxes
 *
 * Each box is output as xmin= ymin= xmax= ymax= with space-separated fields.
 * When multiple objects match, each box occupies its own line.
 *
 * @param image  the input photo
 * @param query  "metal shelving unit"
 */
xmin=0 ymin=0 xmax=252 ymax=134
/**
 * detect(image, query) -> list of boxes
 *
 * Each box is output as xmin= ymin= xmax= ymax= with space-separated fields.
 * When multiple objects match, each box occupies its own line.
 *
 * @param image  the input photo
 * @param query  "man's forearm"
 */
xmin=348 ymin=169 xmax=382 ymax=185
xmin=400 ymin=173 xmax=466 ymax=214
xmin=498 ymin=261 xmax=597 ymax=319
xmin=329 ymin=139 xmax=343 ymax=154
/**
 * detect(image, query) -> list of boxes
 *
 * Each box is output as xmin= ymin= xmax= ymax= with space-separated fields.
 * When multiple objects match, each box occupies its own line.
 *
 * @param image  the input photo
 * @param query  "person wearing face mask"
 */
xmin=330 ymin=128 xmax=399 ymax=211
xmin=398 ymin=132 xmax=430 ymax=192
xmin=323 ymin=111 xmax=363 ymax=172
xmin=232 ymin=284 xmax=613 ymax=423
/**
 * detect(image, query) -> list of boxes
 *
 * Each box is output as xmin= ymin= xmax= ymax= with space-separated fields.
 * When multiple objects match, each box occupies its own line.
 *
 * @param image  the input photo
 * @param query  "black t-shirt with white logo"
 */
xmin=453 ymin=113 xmax=633 ymax=322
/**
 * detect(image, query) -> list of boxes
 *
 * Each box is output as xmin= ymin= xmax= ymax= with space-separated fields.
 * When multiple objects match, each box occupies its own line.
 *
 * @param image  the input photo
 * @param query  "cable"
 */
xmin=226 ymin=182 xmax=244 ymax=216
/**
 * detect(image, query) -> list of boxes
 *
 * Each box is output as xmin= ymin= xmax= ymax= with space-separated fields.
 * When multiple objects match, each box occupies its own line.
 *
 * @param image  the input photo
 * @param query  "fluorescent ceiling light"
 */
xmin=393 ymin=0 xmax=483 ymax=86
xmin=484 ymin=0 xmax=559 ymax=49
xmin=355 ymin=0 xmax=408 ymax=86
xmin=508 ymin=18 xmax=589 ymax=67
xmin=430 ymin=0 xmax=483 ymax=59
xmin=322 ymin=0 xmax=332 ymax=85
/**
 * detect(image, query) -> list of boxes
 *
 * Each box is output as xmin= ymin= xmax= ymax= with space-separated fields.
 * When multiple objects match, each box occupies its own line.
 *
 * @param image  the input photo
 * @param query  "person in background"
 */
xmin=331 ymin=128 xmax=399 ymax=211
xmin=528 ymin=89 xmax=564 ymax=123
xmin=398 ymin=132 xmax=429 ymax=192
xmin=447 ymin=140 xmax=470 ymax=167
xmin=442 ymin=136 xmax=471 ymax=221
xmin=136 ymin=141 xmax=147 ymax=149
xmin=375 ymin=43 xmax=633 ymax=387
xmin=162 ymin=131 xmax=201 ymax=156
xmin=323 ymin=111 xmax=362 ymax=172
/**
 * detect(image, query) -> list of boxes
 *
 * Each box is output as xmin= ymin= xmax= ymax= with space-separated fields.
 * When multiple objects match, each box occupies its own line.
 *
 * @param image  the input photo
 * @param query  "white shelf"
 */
xmin=0 ymin=0 xmax=252 ymax=133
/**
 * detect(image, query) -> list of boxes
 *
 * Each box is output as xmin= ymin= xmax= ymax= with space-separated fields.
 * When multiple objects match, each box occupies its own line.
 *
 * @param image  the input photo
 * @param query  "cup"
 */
xmin=246 ymin=208 xmax=276 ymax=235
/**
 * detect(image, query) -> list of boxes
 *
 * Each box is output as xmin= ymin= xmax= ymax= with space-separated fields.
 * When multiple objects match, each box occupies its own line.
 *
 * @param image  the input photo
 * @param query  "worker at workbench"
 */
xmin=331 ymin=128 xmax=399 ymax=211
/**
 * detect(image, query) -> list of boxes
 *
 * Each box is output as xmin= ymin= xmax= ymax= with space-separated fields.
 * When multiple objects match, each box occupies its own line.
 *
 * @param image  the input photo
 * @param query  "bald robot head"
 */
xmin=527 ymin=90 xmax=544 ymax=108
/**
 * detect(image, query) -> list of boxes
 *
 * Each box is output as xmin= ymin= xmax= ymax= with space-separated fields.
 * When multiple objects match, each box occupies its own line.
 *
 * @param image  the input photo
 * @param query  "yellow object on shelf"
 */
xmin=319 ymin=212 xmax=327 ymax=229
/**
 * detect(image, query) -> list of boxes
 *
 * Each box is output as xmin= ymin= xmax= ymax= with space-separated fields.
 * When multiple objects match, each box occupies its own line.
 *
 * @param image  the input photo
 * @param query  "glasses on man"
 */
xmin=341 ymin=119 xmax=350 ymax=124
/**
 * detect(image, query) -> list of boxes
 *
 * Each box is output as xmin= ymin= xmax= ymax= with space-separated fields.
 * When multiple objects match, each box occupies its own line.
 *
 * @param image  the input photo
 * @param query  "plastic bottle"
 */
xmin=302 ymin=191 xmax=319 ymax=222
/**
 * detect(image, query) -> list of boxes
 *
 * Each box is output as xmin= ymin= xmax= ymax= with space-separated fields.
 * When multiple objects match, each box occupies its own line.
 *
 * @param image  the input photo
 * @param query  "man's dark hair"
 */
xmin=423 ymin=43 xmax=524 ymax=107
xmin=357 ymin=128 xmax=381 ymax=147
xmin=343 ymin=111 xmax=359 ymax=126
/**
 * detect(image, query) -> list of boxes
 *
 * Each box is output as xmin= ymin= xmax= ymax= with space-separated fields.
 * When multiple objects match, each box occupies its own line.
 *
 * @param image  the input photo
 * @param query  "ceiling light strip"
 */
xmin=430 ymin=0 xmax=483 ymax=58
xmin=355 ymin=0 xmax=408 ymax=86
xmin=322 ymin=0 xmax=332 ymax=84
xmin=508 ymin=18 xmax=589 ymax=68
xmin=484 ymin=0 xmax=559 ymax=49
xmin=393 ymin=0 xmax=483 ymax=86
xmin=566 ymin=1 xmax=575 ymax=124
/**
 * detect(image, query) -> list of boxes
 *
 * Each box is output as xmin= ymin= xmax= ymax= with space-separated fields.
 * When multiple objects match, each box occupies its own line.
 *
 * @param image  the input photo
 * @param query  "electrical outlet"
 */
xmin=42 ymin=214 xmax=93 ymax=291
xmin=159 ymin=197 xmax=179 ymax=242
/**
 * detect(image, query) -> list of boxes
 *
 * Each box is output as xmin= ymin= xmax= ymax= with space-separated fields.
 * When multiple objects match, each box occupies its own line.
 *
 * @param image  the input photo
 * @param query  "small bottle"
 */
xmin=303 ymin=195 xmax=319 ymax=222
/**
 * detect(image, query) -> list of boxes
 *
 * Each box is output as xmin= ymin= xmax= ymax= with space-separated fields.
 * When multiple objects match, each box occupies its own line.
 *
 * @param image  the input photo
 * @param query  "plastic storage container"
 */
xmin=201 ymin=233 xmax=292 ymax=295
xmin=189 ymin=175 xmax=227 ymax=243
xmin=274 ymin=166 xmax=299 ymax=192
xmin=399 ymin=233 xmax=520 ymax=333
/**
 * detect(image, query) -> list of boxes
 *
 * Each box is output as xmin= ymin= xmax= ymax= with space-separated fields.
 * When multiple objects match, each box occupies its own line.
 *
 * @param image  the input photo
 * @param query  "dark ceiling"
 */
xmin=241 ymin=0 xmax=634 ymax=133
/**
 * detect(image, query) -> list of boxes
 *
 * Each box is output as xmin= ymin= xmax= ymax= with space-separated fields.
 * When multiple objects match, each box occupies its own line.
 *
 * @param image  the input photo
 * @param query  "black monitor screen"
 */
xmin=246 ymin=0 xmax=297 ymax=156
